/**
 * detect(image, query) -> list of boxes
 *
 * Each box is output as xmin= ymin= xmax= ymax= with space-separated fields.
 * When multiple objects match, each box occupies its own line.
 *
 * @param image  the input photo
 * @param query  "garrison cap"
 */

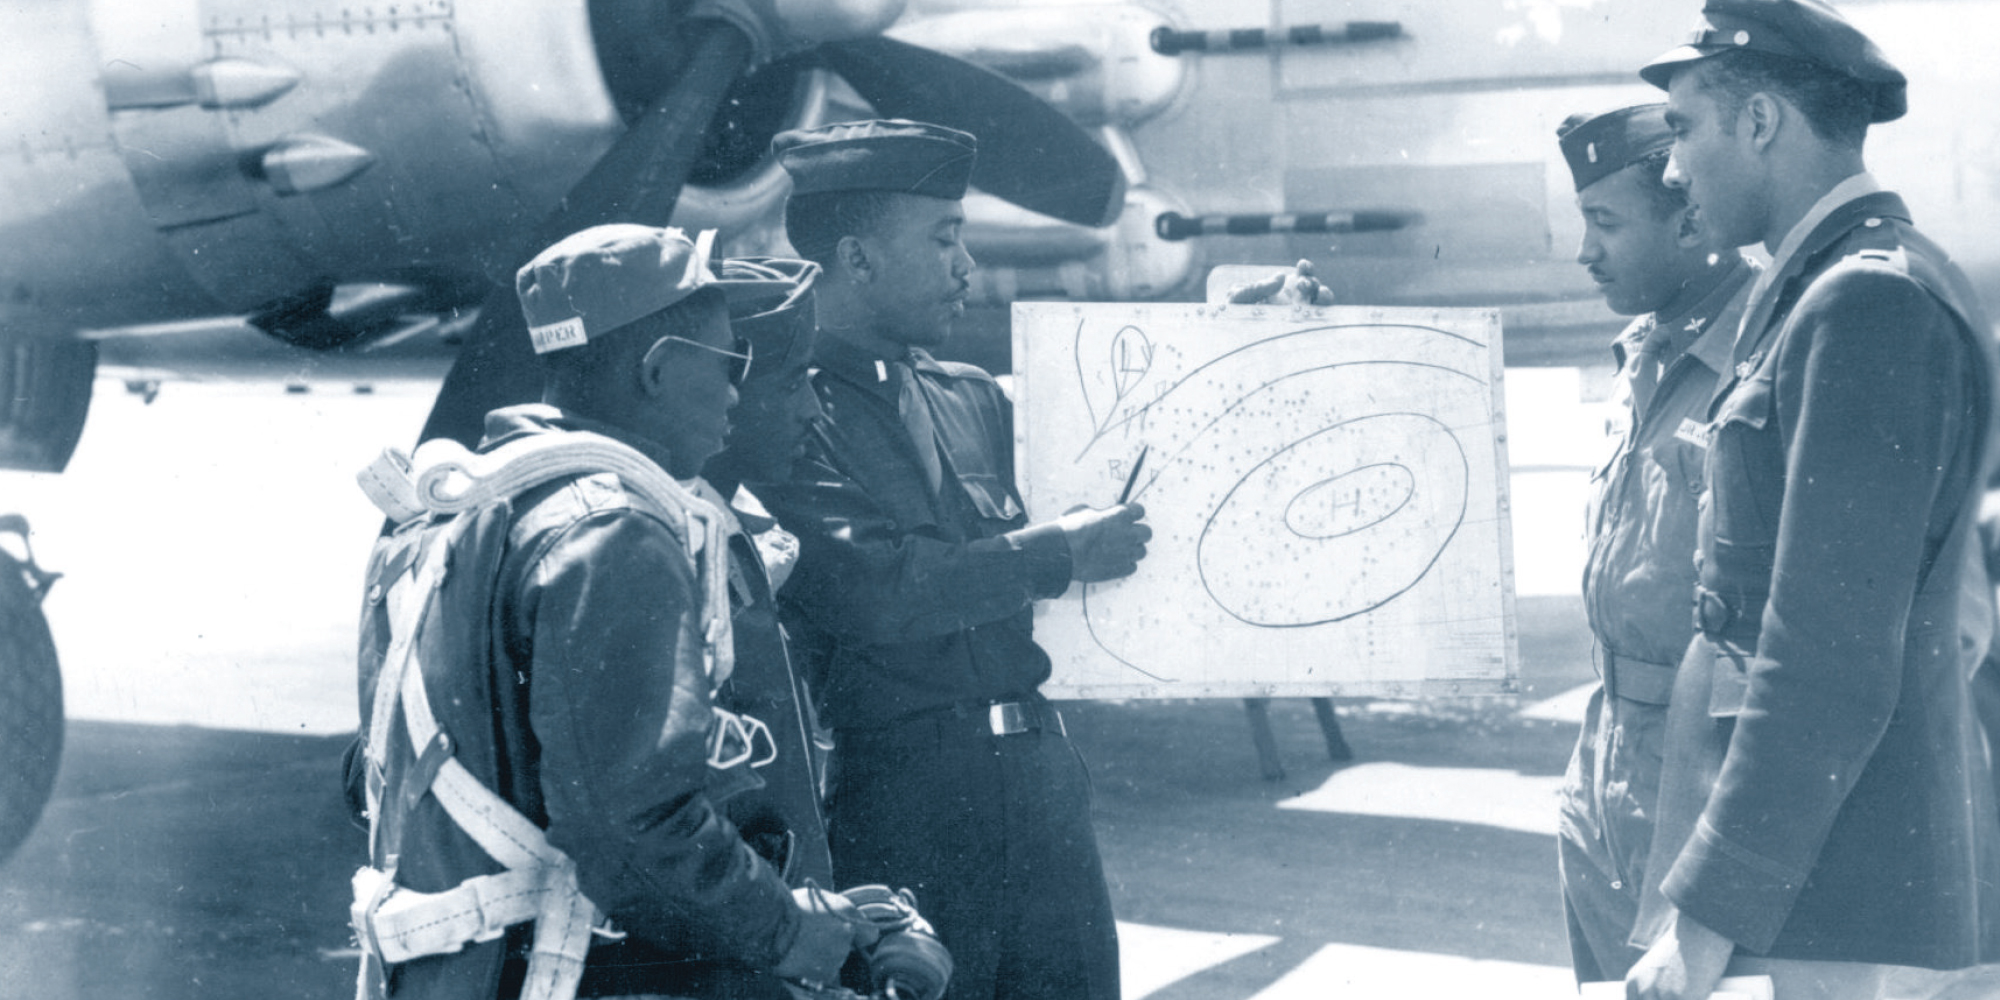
xmin=516 ymin=225 xmax=717 ymax=355
xmin=774 ymin=119 xmax=977 ymax=200
xmin=1640 ymin=0 xmax=1906 ymax=123
xmin=1558 ymin=104 xmax=1674 ymax=193
xmin=714 ymin=256 xmax=820 ymax=375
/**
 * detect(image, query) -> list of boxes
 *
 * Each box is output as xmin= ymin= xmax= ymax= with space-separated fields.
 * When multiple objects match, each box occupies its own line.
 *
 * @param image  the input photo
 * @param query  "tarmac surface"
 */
xmin=2 ymin=374 xmax=1996 ymax=999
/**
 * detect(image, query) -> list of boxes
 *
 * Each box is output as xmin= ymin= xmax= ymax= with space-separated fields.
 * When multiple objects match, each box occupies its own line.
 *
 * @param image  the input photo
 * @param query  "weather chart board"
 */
xmin=1015 ymin=302 xmax=1518 ymax=700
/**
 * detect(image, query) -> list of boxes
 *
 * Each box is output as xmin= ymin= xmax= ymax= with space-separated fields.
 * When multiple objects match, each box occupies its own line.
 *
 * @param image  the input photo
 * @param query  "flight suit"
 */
xmin=1560 ymin=255 xmax=1754 ymax=981
xmin=347 ymin=406 xmax=802 ymax=1000
xmin=1634 ymin=189 xmax=2000 ymax=968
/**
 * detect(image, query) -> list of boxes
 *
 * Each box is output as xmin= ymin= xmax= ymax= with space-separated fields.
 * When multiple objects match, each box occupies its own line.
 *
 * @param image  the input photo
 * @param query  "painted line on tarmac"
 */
xmin=1274 ymin=762 xmax=1564 ymax=836
xmin=1245 ymin=941 xmax=1573 ymax=999
xmin=1117 ymin=921 xmax=1280 ymax=999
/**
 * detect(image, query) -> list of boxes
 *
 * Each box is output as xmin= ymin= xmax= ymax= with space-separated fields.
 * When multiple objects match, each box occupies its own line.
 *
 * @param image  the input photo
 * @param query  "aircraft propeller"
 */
xmin=417 ymin=5 xmax=1125 ymax=449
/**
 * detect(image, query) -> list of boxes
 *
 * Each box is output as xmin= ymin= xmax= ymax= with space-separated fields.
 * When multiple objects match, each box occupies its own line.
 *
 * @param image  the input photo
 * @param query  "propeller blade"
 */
xmin=819 ymin=35 xmax=1126 ymax=227
xmin=417 ymin=19 xmax=755 ymax=449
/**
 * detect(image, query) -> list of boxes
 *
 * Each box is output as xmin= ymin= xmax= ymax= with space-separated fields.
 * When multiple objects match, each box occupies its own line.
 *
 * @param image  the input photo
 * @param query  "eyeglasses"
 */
xmin=661 ymin=334 xmax=754 ymax=386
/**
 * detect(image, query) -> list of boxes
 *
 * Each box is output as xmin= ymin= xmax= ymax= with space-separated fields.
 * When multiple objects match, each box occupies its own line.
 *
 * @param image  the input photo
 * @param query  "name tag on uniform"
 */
xmin=1675 ymin=418 xmax=1713 ymax=448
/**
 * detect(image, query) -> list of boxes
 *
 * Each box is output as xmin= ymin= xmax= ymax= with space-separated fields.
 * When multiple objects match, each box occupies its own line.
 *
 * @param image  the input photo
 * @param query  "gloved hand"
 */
xmin=1225 ymin=258 xmax=1335 ymax=305
xmin=774 ymin=884 xmax=880 ymax=986
xmin=1055 ymin=503 xmax=1152 ymax=583
xmin=842 ymin=885 xmax=953 ymax=1000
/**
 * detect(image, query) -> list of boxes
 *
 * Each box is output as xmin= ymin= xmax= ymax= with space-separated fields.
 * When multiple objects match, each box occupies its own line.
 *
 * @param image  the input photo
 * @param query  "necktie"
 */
xmin=1628 ymin=316 xmax=1670 ymax=419
xmin=896 ymin=359 xmax=945 ymax=495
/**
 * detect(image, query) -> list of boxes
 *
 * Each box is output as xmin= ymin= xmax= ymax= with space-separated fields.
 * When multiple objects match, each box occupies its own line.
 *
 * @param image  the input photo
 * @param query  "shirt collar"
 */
xmin=1750 ymin=171 xmax=1881 ymax=307
xmin=1659 ymin=254 xmax=1756 ymax=374
xmin=1609 ymin=254 xmax=1754 ymax=374
xmin=813 ymin=334 xmax=943 ymax=401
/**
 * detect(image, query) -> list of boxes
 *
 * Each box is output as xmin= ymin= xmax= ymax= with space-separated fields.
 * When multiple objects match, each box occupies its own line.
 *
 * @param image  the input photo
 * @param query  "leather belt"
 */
xmin=1601 ymin=649 xmax=1677 ymax=706
xmin=851 ymin=697 xmax=1067 ymax=741
xmin=921 ymin=697 xmax=1063 ymax=736
xmin=985 ymin=700 xmax=1062 ymax=736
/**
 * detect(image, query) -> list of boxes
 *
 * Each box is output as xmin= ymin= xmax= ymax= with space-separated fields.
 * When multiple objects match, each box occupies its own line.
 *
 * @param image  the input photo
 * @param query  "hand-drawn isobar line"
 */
xmin=1072 ymin=319 xmax=1154 ymax=449
xmin=1072 ymin=322 xmax=1486 ymax=678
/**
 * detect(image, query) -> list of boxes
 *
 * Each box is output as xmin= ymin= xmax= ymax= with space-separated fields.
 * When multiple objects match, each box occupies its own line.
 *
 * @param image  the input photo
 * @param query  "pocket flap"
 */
xmin=1714 ymin=373 xmax=1773 ymax=431
xmin=1706 ymin=640 xmax=1754 ymax=718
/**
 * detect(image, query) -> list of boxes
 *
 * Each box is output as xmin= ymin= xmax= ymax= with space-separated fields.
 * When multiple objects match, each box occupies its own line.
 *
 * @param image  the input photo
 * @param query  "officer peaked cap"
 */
xmin=1558 ymin=104 xmax=1674 ymax=193
xmin=1640 ymin=0 xmax=1906 ymax=123
xmin=774 ymin=119 xmax=978 ymax=200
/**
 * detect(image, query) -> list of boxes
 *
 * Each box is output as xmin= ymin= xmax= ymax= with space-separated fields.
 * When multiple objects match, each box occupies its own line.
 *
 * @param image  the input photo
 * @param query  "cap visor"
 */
xmin=713 ymin=278 xmax=798 ymax=303
xmin=1639 ymin=45 xmax=1714 ymax=89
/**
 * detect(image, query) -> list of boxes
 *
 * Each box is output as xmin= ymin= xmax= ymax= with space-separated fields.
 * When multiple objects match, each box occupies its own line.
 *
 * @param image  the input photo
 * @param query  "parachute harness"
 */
xmin=349 ymin=430 xmax=736 ymax=1000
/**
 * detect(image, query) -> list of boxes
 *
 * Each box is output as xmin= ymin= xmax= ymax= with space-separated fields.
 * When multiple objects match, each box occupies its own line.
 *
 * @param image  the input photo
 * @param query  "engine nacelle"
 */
xmin=0 ymin=1 xmax=839 ymax=338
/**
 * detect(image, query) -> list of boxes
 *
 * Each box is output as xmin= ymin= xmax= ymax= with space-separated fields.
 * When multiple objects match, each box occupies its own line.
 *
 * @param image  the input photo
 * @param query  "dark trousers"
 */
xmin=826 ymin=711 xmax=1119 ymax=1000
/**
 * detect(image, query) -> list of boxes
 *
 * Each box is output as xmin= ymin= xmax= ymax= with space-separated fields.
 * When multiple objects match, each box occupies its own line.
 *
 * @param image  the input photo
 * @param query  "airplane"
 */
xmin=1 ymin=0 xmax=1994 ymax=861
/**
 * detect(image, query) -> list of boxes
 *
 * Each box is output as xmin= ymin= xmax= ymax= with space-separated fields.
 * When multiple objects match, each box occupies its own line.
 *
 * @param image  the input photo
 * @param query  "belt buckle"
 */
xmin=1695 ymin=588 xmax=1734 ymax=634
xmin=988 ymin=702 xmax=1029 ymax=736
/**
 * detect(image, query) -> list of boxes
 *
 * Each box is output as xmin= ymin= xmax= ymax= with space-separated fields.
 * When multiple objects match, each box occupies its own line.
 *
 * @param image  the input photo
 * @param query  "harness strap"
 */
xmin=410 ymin=432 xmax=735 ymax=684
xmin=353 ymin=514 xmax=595 ymax=1000
xmin=351 ymin=865 xmax=547 ymax=964
xmin=363 ymin=522 xmax=462 ymax=860
xmin=521 ymin=864 xmax=596 ymax=1000
xmin=351 ymin=428 xmax=745 ymax=1000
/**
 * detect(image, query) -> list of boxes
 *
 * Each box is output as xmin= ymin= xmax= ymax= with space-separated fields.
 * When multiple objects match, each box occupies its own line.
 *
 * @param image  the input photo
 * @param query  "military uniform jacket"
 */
xmin=348 ymin=407 xmax=798 ymax=999
xmin=1636 ymin=190 xmax=2000 ymax=967
xmin=760 ymin=336 xmax=1073 ymax=730
xmin=1584 ymin=257 xmax=1756 ymax=693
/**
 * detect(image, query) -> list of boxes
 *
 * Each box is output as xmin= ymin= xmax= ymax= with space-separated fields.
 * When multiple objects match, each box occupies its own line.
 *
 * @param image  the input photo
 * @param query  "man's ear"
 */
xmin=835 ymin=235 xmax=871 ymax=283
xmin=638 ymin=337 xmax=675 ymax=398
xmin=1744 ymin=91 xmax=1783 ymax=152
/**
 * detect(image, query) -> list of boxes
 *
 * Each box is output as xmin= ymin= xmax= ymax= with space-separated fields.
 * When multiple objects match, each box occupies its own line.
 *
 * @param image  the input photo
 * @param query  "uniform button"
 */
xmin=1865 ymin=217 xmax=1882 ymax=227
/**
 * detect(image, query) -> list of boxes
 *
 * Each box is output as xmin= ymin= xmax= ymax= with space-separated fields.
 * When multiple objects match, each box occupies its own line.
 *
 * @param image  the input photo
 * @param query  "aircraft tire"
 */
xmin=0 ymin=549 xmax=61 ymax=865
